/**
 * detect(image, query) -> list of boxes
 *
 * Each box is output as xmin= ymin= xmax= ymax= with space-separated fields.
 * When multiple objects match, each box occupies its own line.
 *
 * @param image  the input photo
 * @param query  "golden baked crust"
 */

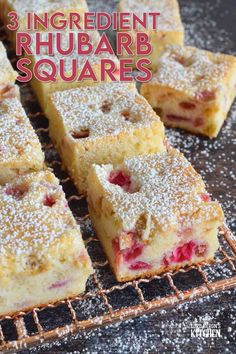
xmin=87 ymin=149 xmax=224 ymax=282
xmin=1 ymin=291 xmax=81 ymax=318
xmin=46 ymin=82 xmax=166 ymax=194
xmin=114 ymin=259 xmax=215 ymax=282
xmin=0 ymin=98 xmax=44 ymax=184
xmin=118 ymin=0 xmax=184 ymax=69
xmin=141 ymin=45 xmax=236 ymax=137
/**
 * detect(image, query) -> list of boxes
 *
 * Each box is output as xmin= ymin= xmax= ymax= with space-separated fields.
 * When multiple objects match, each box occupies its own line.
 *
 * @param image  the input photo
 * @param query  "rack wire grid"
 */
xmin=0 ymin=24 xmax=236 ymax=353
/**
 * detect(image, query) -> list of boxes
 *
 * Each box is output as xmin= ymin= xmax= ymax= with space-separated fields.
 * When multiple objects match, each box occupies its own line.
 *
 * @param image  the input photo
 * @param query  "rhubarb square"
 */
xmin=141 ymin=45 xmax=236 ymax=138
xmin=87 ymin=148 xmax=224 ymax=282
xmin=0 ymin=98 xmax=44 ymax=185
xmin=0 ymin=170 xmax=93 ymax=317
xmin=0 ymin=41 xmax=19 ymax=100
xmin=118 ymin=0 xmax=184 ymax=70
xmin=0 ymin=0 xmax=88 ymax=43
xmin=27 ymin=30 xmax=119 ymax=112
xmin=46 ymin=82 xmax=166 ymax=194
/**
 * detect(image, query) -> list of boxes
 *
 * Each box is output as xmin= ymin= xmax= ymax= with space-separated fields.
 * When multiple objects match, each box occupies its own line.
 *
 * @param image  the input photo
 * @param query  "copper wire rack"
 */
xmin=0 ymin=25 xmax=236 ymax=354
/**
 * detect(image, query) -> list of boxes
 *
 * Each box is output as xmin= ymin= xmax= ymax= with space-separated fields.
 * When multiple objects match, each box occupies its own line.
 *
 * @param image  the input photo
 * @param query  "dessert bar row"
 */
xmin=0 ymin=49 xmax=224 ymax=316
xmin=119 ymin=0 xmax=236 ymax=138
xmin=0 ymin=0 xmax=227 ymax=316
xmin=0 ymin=42 xmax=94 ymax=316
xmin=1 ymin=0 xmax=236 ymax=137
xmin=44 ymin=81 xmax=224 ymax=281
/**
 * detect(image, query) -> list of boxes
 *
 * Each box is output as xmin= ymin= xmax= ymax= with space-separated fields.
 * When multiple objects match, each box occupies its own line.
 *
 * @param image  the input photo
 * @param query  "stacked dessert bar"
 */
xmin=0 ymin=171 xmax=93 ymax=316
xmin=46 ymin=77 xmax=224 ymax=281
xmin=46 ymin=82 xmax=165 ymax=194
xmin=87 ymin=149 xmax=223 ymax=281
xmin=116 ymin=0 xmax=236 ymax=138
xmin=141 ymin=45 xmax=236 ymax=138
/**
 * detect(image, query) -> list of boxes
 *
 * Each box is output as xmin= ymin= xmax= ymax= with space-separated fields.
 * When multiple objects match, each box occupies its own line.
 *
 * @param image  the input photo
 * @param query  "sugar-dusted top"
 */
xmin=93 ymin=148 xmax=224 ymax=232
xmin=151 ymin=45 xmax=236 ymax=98
xmin=0 ymin=171 xmax=85 ymax=270
xmin=0 ymin=42 xmax=17 ymax=84
xmin=119 ymin=0 xmax=184 ymax=31
xmin=0 ymin=98 xmax=43 ymax=164
xmin=30 ymin=30 xmax=119 ymax=74
xmin=50 ymin=82 xmax=163 ymax=141
xmin=5 ymin=0 xmax=88 ymax=20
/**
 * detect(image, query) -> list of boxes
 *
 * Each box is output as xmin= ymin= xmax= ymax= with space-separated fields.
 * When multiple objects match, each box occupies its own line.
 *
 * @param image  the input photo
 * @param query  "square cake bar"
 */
xmin=46 ymin=82 xmax=166 ymax=195
xmin=0 ymin=0 xmax=88 ymax=43
xmin=0 ymin=98 xmax=44 ymax=184
xmin=118 ymin=0 xmax=184 ymax=70
xmin=87 ymin=148 xmax=224 ymax=282
xmin=141 ymin=45 xmax=236 ymax=138
xmin=27 ymin=30 xmax=119 ymax=112
xmin=0 ymin=41 xmax=19 ymax=100
xmin=0 ymin=170 xmax=93 ymax=317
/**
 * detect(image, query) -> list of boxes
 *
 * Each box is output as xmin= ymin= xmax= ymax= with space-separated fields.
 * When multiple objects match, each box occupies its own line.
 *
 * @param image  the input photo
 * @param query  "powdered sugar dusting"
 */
xmin=25 ymin=289 xmax=236 ymax=354
xmin=94 ymin=149 xmax=223 ymax=231
xmin=0 ymin=98 xmax=43 ymax=163
xmin=151 ymin=45 xmax=235 ymax=97
xmin=0 ymin=171 xmax=81 ymax=259
xmin=50 ymin=82 xmax=161 ymax=140
xmin=166 ymin=100 xmax=236 ymax=232
xmin=181 ymin=0 xmax=236 ymax=55
xmin=119 ymin=0 xmax=184 ymax=31
xmin=0 ymin=41 xmax=17 ymax=83
xmin=0 ymin=0 xmax=235 ymax=352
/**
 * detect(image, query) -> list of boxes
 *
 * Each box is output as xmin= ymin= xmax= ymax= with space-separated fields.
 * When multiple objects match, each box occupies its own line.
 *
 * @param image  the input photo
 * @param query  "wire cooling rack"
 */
xmin=0 ymin=25 xmax=236 ymax=354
